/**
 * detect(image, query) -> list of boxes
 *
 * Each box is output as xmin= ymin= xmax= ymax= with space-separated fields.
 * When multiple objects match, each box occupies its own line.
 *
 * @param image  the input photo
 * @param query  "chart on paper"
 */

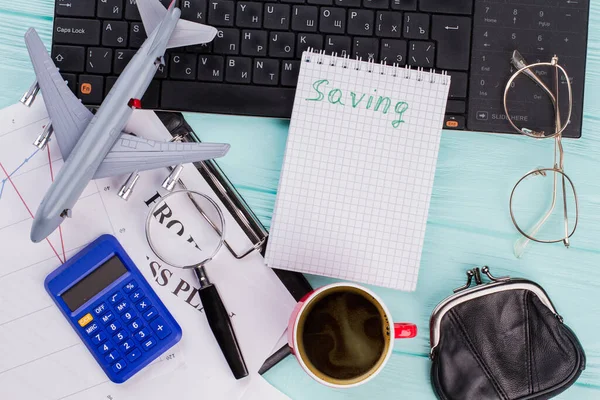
xmin=0 ymin=100 xmax=181 ymax=400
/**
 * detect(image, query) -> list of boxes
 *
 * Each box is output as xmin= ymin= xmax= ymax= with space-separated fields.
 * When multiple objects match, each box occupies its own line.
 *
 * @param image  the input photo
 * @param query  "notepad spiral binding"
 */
xmin=303 ymin=48 xmax=450 ymax=85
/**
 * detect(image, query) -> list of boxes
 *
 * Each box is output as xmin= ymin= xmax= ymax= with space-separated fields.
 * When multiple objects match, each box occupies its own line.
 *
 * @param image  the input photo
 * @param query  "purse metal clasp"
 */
xmin=453 ymin=266 xmax=509 ymax=293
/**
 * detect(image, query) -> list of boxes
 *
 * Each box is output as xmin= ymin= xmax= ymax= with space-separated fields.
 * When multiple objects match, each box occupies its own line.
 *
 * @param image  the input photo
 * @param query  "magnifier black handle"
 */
xmin=199 ymin=283 xmax=249 ymax=379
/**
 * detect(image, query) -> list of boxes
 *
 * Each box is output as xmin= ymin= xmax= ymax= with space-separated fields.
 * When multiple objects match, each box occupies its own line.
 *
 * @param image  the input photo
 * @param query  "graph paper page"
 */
xmin=265 ymin=53 xmax=450 ymax=291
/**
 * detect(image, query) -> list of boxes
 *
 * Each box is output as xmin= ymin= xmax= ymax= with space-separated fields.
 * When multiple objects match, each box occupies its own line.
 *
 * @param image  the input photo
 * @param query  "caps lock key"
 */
xmin=54 ymin=18 xmax=101 ymax=46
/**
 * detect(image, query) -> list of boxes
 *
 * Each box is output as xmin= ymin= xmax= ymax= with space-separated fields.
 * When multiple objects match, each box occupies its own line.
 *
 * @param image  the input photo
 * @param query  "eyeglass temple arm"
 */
xmin=511 ymin=50 xmax=557 ymax=106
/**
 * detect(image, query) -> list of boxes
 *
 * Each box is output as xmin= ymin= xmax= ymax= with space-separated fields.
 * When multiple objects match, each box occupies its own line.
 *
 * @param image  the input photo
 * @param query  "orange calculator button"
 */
xmin=78 ymin=313 xmax=94 ymax=327
xmin=446 ymin=120 xmax=459 ymax=128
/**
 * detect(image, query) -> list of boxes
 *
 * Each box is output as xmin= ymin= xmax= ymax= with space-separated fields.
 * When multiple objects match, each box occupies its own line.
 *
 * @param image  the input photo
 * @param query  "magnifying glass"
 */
xmin=145 ymin=190 xmax=249 ymax=379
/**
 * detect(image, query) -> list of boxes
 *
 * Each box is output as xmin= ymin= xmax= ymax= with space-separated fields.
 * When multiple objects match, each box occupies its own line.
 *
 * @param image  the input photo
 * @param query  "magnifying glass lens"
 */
xmin=147 ymin=191 xmax=225 ymax=268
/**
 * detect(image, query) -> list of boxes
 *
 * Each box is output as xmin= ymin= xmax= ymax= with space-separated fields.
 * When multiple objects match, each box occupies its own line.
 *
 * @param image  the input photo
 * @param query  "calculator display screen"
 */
xmin=62 ymin=256 xmax=127 ymax=311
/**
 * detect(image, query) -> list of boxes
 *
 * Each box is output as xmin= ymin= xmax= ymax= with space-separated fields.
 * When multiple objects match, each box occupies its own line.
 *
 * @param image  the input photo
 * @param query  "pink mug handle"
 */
xmin=394 ymin=323 xmax=417 ymax=339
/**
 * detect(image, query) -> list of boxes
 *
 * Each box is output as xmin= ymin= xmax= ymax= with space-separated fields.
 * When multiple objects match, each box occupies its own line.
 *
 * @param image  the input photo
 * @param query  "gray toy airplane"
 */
xmin=22 ymin=0 xmax=229 ymax=243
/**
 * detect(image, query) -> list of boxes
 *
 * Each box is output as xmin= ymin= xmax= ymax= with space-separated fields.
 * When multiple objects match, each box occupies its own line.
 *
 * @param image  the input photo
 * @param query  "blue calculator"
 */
xmin=45 ymin=234 xmax=182 ymax=383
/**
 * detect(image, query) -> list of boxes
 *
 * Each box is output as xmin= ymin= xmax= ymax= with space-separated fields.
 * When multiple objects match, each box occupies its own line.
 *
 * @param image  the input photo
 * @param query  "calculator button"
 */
xmin=126 ymin=348 xmax=142 ymax=362
xmin=136 ymin=299 xmax=151 ymax=312
xmin=113 ymin=330 xmax=128 ymax=344
xmin=93 ymin=303 xmax=107 ymax=316
xmin=123 ymin=281 xmax=137 ymax=293
xmin=112 ymin=359 xmax=127 ymax=373
xmin=128 ymin=319 xmax=143 ymax=332
xmin=100 ymin=311 xmax=115 ymax=325
xmin=141 ymin=336 xmax=157 ymax=351
xmin=115 ymin=300 xmax=130 ymax=314
xmin=98 ymin=341 xmax=113 ymax=355
xmin=105 ymin=350 xmax=120 ymax=364
xmin=129 ymin=289 xmax=143 ymax=301
xmin=135 ymin=328 xmax=151 ymax=342
xmin=150 ymin=317 xmax=172 ymax=340
xmin=107 ymin=321 xmax=121 ymax=333
xmin=78 ymin=313 xmax=94 ymax=327
xmin=119 ymin=338 xmax=135 ymax=354
xmin=91 ymin=330 xmax=108 ymax=345
xmin=109 ymin=292 xmax=123 ymax=304
xmin=121 ymin=311 xmax=136 ymax=322
xmin=143 ymin=308 xmax=159 ymax=321
xmin=84 ymin=322 xmax=100 ymax=336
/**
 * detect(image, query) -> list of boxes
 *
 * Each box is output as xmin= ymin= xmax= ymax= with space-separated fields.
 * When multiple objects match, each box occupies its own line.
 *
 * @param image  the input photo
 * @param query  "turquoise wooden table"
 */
xmin=1 ymin=1 xmax=599 ymax=398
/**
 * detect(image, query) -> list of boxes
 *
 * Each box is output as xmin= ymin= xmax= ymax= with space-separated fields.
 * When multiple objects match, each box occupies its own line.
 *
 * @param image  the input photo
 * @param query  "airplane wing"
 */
xmin=24 ymin=28 xmax=93 ymax=160
xmin=93 ymin=134 xmax=230 ymax=179
xmin=167 ymin=19 xmax=218 ymax=49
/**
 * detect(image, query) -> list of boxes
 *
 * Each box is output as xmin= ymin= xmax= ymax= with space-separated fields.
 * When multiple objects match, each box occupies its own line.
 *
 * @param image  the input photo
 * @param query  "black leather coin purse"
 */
xmin=429 ymin=267 xmax=585 ymax=400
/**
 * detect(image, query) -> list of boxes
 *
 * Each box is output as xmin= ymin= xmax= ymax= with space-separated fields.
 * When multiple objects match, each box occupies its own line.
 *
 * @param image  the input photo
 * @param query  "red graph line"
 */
xmin=0 ymin=162 xmax=64 ymax=264
xmin=47 ymin=146 xmax=66 ymax=262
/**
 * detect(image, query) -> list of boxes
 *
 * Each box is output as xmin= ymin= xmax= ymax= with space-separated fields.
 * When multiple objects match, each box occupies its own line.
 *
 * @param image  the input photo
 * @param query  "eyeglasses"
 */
xmin=503 ymin=50 xmax=579 ymax=258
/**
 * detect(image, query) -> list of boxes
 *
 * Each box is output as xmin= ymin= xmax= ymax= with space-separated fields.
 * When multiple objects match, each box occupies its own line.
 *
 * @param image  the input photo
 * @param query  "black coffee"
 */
xmin=301 ymin=291 xmax=385 ymax=380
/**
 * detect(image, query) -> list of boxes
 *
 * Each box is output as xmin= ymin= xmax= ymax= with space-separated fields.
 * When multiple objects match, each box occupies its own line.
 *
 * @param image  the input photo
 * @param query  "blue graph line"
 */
xmin=0 ymin=147 xmax=42 ymax=201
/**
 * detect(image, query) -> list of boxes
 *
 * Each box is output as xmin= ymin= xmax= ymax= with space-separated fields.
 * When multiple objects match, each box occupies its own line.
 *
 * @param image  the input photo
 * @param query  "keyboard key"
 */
xmin=296 ymin=33 xmax=322 ymax=57
xmin=363 ymin=0 xmax=388 ymax=9
xmin=136 ymin=299 xmax=152 ymax=312
xmin=125 ymin=0 xmax=141 ymax=20
xmin=141 ymin=80 xmax=160 ymax=108
xmin=292 ymin=6 xmax=318 ymax=32
xmin=335 ymin=0 xmax=361 ymax=7
xmin=352 ymin=37 xmax=378 ymax=61
xmin=150 ymin=317 xmax=172 ymax=340
xmin=105 ymin=350 xmax=120 ymax=364
xmin=408 ymin=41 xmax=434 ymax=67
xmin=448 ymin=71 xmax=467 ymax=98
xmin=119 ymin=338 xmax=135 ymax=354
xmin=135 ymin=328 xmax=152 ymax=341
xmin=390 ymin=0 xmax=416 ymax=10
xmin=114 ymin=49 xmax=136 ymax=74
xmin=324 ymin=35 xmax=351 ymax=57
xmin=281 ymin=60 xmax=300 ymax=86
xmin=213 ymin=28 xmax=240 ymax=54
xmin=107 ymin=320 xmax=122 ymax=333
xmin=208 ymin=0 xmax=235 ymax=27
xmin=431 ymin=15 xmax=471 ymax=71
xmin=241 ymin=30 xmax=268 ymax=56
xmin=129 ymin=22 xmax=146 ymax=48
xmin=269 ymin=32 xmax=295 ymax=58
xmin=100 ymin=311 xmax=115 ymax=325
xmin=56 ymin=0 xmax=95 ymax=16
xmin=237 ymin=2 xmax=262 ymax=28
xmin=198 ymin=55 xmax=225 ymax=81
xmin=129 ymin=318 xmax=144 ymax=332
xmin=98 ymin=341 xmax=113 ymax=355
xmin=376 ymin=11 xmax=402 ymax=38
xmin=142 ymin=336 xmax=157 ymax=351
xmin=282 ymin=0 xmax=305 ymax=4
xmin=78 ymin=312 xmax=94 ymax=327
xmin=113 ymin=330 xmax=128 ymax=344
xmin=264 ymin=4 xmax=290 ymax=30
xmin=108 ymin=292 xmax=123 ymax=304
xmin=380 ymin=39 xmax=406 ymax=65
xmin=86 ymin=47 xmax=113 ymax=74
xmin=77 ymin=75 xmax=104 ymax=105
xmin=181 ymin=0 xmax=207 ymax=23
xmin=121 ymin=310 xmax=136 ymax=322
xmin=112 ymin=359 xmax=127 ymax=373
xmin=226 ymin=56 xmax=252 ymax=83
xmin=102 ymin=21 xmax=128 ymax=47
xmin=347 ymin=9 xmax=374 ymax=36
xmin=143 ymin=307 xmax=160 ymax=321
xmin=98 ymin=0 xmax=123 ymax=19
xmin=446 ymin=100 xmax=466 ymax=114
xmin=403 ymin=13 xmax=429 ymax=39
xmin=420 ymin=0 xmax=472 ymax=15
xmin=51 ymin=45 xmax=84 ymax=72
xmin=161 ymin=81 xmax=295 ymax=117
xmin=93 ymin=303 xmax=107 ymax=316
xmin=106 ymin=76 xmax=118 ymax=95
xmin=253 ymin=58 xmax=279 ymax=85
xmin=155 ymin=54 xmax=169 ymax=78
xmin=444 ymin=115 xmax=465 ymax=129
xmin=114 ymin=300 xmax=130 ymax=314
xmin=61 ymin=73 xmax=77 ymax=93
xmin=84 ymin=321 xmax=100 ymax=335
xmin=308 ymin=0 xmax=332 ymax=4
xmin=54 ymin=18 xmax=101 ymax=45
xmin=123 ymin=281 xmax=137 ymax=293
xmin=91 ymin=330 xmax=108 ymax=345
xmin=129 ymin=289 xmax=143 ymax=302
xmin=126 ymin=348 xmax=142 ymax=362
xmin=320 ymin=8 xmax=345 ymax=34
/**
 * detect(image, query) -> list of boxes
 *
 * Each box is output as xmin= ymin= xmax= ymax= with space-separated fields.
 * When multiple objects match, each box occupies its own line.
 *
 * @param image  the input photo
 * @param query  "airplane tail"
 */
xmin=137 ymin=0 xmax=217 ymax=49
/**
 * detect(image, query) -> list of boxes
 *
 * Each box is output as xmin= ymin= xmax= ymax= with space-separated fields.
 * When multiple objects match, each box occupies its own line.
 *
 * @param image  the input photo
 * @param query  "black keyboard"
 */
xmin=51 ymin=0 xmax=589 ymax=138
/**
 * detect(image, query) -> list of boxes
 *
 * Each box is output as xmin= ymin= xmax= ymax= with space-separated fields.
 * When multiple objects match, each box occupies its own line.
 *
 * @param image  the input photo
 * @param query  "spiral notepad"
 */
xmin=265 ymin=51 xmax=451 ymax=291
